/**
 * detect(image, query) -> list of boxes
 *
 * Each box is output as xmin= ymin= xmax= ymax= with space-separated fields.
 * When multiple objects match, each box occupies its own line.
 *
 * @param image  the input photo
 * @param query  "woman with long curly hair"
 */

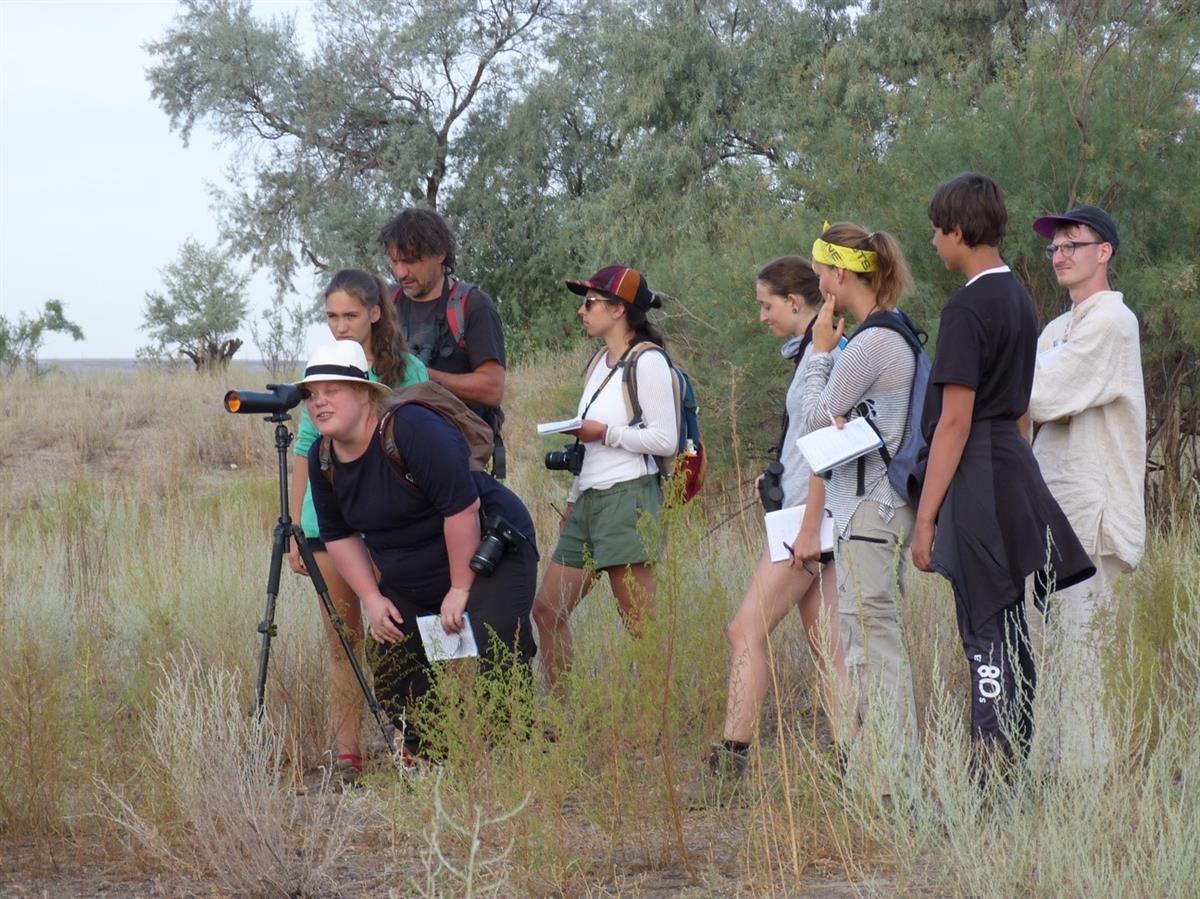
xmin=288 ymin=268 xmax=427 ymax=783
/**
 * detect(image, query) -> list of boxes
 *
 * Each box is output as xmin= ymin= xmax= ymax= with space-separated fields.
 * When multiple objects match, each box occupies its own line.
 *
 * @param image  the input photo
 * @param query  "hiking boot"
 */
xmin=683 ymin=743 xmax=750 ymax=809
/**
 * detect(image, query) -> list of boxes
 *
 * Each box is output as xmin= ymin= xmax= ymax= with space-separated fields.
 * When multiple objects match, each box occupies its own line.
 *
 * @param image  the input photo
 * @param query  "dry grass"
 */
xmin=0 ymin=362 xmax=1197 ymax=897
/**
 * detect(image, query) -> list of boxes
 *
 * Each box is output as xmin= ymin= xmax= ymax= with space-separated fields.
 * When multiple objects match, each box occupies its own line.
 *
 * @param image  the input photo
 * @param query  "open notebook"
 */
xmin=796 ymin=417 xmax=883 ymax=476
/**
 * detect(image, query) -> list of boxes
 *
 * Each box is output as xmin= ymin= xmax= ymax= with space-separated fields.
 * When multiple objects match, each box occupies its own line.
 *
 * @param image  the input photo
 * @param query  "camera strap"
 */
xmin=580 ymin=342 xmax=639 ymax=425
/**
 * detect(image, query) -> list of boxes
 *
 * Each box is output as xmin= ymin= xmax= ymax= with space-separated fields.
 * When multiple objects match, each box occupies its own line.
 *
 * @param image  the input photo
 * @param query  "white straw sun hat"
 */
xmin=295 ymin=341 xmax=391 ymax=395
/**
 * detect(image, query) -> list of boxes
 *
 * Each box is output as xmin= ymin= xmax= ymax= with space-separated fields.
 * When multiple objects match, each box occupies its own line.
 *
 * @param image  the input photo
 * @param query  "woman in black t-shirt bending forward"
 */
xmin=302 ymin=340 xmax=537 ymax=759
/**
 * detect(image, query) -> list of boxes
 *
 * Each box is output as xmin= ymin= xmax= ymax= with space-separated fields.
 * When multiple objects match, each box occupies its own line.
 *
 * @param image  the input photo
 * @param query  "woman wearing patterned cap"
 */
xmin=531 ymin=265 xmax=676 ymax=693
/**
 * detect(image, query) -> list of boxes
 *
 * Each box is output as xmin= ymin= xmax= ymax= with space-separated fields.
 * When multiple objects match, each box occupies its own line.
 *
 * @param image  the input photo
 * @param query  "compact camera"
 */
xmin=470 ymin=513 xmax=528 ymax=576
xmin=759 ymin=461 xmax=785 ymax=512
xmin=544 ymin=441 xmax=586 ymax=476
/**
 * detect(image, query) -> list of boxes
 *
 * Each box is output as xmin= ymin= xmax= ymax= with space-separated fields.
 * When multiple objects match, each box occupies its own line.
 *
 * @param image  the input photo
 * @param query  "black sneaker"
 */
xmin=683 ymin=743 xmax=750 ymax=809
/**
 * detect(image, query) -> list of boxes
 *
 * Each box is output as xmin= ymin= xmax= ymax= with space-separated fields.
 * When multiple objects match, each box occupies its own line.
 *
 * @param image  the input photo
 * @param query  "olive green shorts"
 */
xmin=551 ymin=474 xmax=663 ymax=570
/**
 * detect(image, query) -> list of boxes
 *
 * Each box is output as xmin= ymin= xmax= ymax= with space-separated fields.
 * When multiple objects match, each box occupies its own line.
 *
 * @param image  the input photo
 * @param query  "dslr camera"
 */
xmin=544 ymin=441 xmax=585 ymax=476
xmin=470 ymin=513 xmax=528 ymax=576
xmin=759 ymin=461 xmax=785 ymax=512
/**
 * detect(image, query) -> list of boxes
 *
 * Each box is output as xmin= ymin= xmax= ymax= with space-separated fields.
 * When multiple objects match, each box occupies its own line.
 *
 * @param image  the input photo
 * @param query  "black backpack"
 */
xmin=848 ymin=309 xmax=932 ymax=506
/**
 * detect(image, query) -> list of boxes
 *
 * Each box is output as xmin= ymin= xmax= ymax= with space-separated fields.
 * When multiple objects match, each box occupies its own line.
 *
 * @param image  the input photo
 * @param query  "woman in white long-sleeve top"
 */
xmin=532 ymin=265 xmax=677 ymax=691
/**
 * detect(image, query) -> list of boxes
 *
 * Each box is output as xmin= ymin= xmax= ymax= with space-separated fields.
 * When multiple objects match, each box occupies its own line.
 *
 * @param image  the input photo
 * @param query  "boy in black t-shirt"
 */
xmin=915 ymin=173 xmax=1093 ymax=767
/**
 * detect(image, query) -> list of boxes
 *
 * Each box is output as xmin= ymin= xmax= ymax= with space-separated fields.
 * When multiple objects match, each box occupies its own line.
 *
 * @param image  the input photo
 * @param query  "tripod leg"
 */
xmin=293 ymin=527 xmax=394 ymax=749
xmin=253 ymin=522 xmax=288 ymax=721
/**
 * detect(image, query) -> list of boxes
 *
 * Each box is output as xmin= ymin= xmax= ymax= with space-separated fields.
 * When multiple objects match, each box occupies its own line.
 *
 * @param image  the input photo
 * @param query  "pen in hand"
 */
xmin=782 ymin=542 xmax=815 ymax=575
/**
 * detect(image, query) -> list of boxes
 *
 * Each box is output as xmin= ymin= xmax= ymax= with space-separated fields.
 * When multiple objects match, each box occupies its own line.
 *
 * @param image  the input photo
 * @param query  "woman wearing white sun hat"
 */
xmin=298 ymin=340 xmax=537 ymax=761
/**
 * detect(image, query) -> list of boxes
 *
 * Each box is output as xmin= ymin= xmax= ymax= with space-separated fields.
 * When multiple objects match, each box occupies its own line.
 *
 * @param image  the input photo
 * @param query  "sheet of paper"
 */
xmin=796 ymin=417 xmax=884 ymax=476
xmin=765 ymin=505 xmax=835 ymax=563
xmin=416 ymin=613 xmax=479 ymax=661
xmin=537 ymin=417 xmax=583 ymax=436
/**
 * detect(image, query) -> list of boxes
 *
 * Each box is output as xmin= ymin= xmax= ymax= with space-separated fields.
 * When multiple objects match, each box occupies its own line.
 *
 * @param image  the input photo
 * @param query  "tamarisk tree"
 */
xmin=141 ymin=239 xmax=249 ymax=372
xmin=146 ymin=0 xmax=561 ymax=290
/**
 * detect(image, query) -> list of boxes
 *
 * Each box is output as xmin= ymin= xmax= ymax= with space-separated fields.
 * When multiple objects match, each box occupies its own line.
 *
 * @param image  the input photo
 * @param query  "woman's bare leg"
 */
xmin=721 ymin=551 xmax=816 ymax=744
xmin=532 ymin=561 xmax=597 ymax=692
xmin=311 ymin=548 xmax=364 ymax=760
xmin=608 ymin=562 xmax=657 ymax=637
xmin=796 ymin=560 xmax=849 ymax=743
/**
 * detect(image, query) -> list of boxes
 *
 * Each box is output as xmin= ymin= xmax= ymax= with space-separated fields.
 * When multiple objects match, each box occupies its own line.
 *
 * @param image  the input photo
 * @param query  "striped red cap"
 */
xmin=566 ymin=265 xmax=654 ymax=311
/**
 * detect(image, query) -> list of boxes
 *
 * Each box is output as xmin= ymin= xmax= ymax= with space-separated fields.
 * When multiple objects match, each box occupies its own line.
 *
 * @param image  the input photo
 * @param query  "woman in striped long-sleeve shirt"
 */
xmin=794 ymin=222 xmax=920 ymax=788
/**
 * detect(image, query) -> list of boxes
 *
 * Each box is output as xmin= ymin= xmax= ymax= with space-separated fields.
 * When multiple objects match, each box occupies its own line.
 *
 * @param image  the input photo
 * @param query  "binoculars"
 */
xmin=759 ymin=461 xmax=785 ymax=512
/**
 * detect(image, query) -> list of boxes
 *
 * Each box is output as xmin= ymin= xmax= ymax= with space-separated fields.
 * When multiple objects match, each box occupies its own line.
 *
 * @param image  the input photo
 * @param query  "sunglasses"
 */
xmin=582 ymin=296 xmax=617 ymax=310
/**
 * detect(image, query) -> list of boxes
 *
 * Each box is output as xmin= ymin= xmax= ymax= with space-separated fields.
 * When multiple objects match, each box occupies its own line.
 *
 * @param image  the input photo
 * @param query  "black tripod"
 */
xmin=253 ymin=409 xmax=392 ymax=748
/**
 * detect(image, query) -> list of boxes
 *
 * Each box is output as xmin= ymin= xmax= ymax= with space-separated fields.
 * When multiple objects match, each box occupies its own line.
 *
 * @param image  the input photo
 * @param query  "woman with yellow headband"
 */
xmin=792 ymin=222 xmax=920 ymax=790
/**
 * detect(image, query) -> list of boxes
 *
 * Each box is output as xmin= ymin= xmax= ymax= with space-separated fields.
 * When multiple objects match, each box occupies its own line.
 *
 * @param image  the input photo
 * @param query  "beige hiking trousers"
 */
xmin=835 ymin=501 xmax=919 ymax=788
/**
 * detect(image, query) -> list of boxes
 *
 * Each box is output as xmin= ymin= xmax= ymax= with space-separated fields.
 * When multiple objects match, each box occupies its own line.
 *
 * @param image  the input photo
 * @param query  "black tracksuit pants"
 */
xmin=953 ymin=593 xmax=1036 ymax=755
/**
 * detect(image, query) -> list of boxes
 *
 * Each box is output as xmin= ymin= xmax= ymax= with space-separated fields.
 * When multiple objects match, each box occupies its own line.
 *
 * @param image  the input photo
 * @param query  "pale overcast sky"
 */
xmin=1 ymin=0 xmax=328 ymax=359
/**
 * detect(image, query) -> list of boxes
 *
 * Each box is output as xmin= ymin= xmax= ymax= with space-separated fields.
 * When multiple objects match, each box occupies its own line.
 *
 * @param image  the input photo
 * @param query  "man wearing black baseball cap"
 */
xmin=1027 ymin=203 xmax=1145 ymax=772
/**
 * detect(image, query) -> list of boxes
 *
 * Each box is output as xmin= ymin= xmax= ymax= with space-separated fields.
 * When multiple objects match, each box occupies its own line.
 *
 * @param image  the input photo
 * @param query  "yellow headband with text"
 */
xmin=812 ymin=221 xmax=877 ymax=273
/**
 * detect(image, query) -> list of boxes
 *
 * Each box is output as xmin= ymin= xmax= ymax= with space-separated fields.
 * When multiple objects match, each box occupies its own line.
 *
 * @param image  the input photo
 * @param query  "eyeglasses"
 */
xmin=1044 ymin=240 xmax=1104 ymax=259
xmin=581 ymin=296 xmax=614 ymax=310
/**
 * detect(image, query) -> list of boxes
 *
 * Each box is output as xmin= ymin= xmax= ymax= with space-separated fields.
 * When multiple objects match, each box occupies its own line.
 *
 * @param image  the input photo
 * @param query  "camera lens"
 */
xmin=470 ymin=534 xmax=506 ymax=575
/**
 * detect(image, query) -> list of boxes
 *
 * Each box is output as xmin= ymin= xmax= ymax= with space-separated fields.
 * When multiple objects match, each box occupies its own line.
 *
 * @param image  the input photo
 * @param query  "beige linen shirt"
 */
xmin=1030 ymin=290 xmax=1146 ymax=568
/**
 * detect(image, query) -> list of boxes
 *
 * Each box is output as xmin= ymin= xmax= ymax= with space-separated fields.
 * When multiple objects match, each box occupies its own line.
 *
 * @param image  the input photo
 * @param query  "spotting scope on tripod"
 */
xmin=224 ymin=383 xmax=392 ymax=747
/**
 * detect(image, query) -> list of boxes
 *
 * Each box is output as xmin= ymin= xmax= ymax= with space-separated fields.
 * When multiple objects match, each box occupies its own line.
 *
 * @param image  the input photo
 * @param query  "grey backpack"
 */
xmin=850 ymin=309 xmax=931 ymax=506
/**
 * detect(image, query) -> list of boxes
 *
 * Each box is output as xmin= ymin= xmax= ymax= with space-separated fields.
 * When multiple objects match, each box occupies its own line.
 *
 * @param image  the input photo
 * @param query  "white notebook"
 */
xmin=765 ymin=505 xmax=835 ymax=563
xmin=416 ymin=613 xmax=479 ymax=661
xmin=537 ymin=416 xmax=583 ymax=436
xmin=796 ymin=418 xmax=884 ymax=476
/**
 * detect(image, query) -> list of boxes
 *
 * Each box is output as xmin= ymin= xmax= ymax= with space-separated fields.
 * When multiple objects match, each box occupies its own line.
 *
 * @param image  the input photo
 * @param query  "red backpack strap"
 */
xmin=445 ymin=279 xmax=473 ymax=350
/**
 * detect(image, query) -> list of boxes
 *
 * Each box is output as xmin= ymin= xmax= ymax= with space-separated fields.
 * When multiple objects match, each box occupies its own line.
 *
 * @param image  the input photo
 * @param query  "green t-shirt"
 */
xmin=293 ymin=352 xmax=429 ymax=538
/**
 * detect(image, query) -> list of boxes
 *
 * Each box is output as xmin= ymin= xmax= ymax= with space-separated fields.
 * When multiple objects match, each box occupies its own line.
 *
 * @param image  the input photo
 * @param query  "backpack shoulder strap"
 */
xmin=374 ymin=406 xmax=418 ymax=490
xmin=445 ymin=279 xmax=474 ymax=350
xmin=621 ymin=340 xmax=667 ymax=424
xmin=582 ymin=345 xmax=608 ymax=382
xmin=852 ymin=309 xmax=926 ymax=354
xmin=379 ymin=406 xmax=406 ymax=470
xmin=318 ymin=435 xmax=335 ymax=484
